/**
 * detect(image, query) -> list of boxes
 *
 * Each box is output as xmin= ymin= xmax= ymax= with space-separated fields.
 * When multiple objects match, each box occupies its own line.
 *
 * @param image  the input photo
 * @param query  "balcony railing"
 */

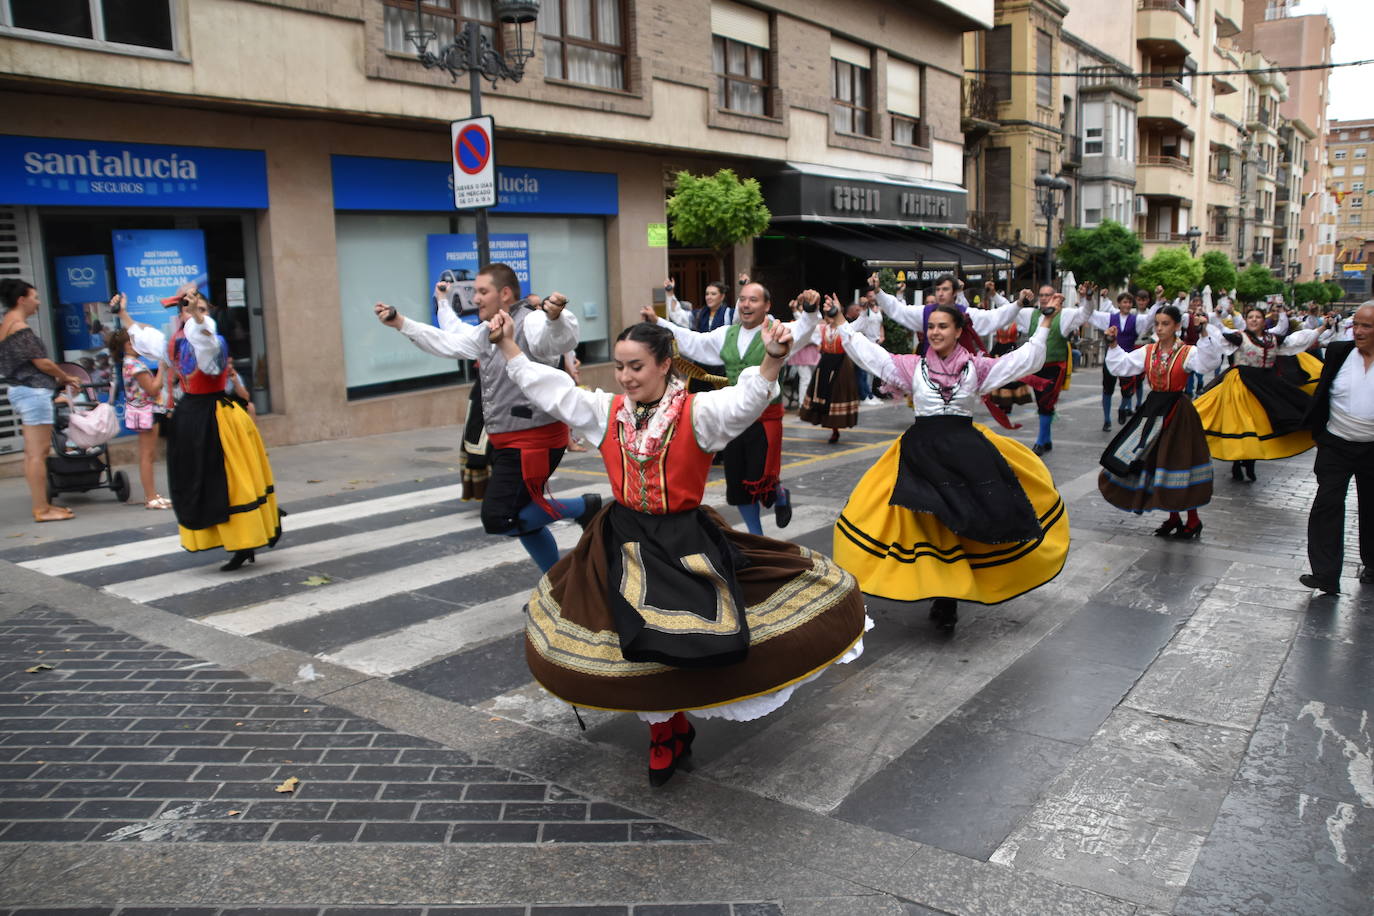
xmin=1137 ymin=0 xmax=1193 ymax=23
xmin=1140 ymin=231 xmax=1191 ymax=243
xmin=1140 ymin=154 xmax=1193 ymax=171
xmin=1246 ymin=106 xmax=1274 ymax=128
xmin=1207 ymin=233 xmax=1230 ymax=243
xmin=967 ymin=209 xmax=1005 ymax=238
xmin=962 ymin=79 xmax=1000 ymax=124
xmin=1208 ymin=169 xmax=1237 ymax=185
xmin=1063 ymin=136 xmax=1083 ymax=166
xmin=1078 ymin=66 xmax=1137 ymax=93
xmin=1140 ymin=75 xmax=1191 ymax=95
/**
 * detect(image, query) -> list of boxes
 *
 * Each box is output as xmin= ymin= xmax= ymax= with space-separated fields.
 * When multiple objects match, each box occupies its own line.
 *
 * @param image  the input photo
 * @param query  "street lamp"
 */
xmin=406 ymin=0 xmax=540 ymax=267
xmin=1185 ymin=225 xmax=1202 ymax=256
xmin=1033 ymin=171 xmax=1071 ymax=285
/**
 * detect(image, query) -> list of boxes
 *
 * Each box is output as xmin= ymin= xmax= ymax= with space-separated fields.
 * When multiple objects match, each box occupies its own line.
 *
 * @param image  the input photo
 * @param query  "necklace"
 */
xmin=632 ymin=397 xmax=661 ymax=429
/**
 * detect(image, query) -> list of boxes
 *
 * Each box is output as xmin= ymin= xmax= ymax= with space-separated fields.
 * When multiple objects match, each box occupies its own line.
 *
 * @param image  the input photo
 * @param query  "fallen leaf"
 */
xmin=275 ymin=777 xmax=299 ymax=794
xmin=306 ymin=479 xmax=323 ymax=484
xmin=301 ymin=575 xmax=331 ymax=587
xmin=234 ymin=722 xmax=244 ymax=727
xmin=25 ymin=664 xmax=54 ymax=673
xmin=227 ymin=810 xmax=241 ymax=816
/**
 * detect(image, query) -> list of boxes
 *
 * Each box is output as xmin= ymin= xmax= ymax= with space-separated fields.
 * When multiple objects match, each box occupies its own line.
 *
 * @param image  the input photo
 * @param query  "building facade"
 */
xmin=1327 ymin=118 xmax=1374 ymax=299
xmin=0 ymin=0 xmax=991 ymax=464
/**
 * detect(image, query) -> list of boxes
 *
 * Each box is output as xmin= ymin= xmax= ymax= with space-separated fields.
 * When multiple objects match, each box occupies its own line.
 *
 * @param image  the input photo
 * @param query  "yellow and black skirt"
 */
xmin=1194 ymin=365 xmax=1315 ymax=461
xmin=168 ymin=392 xmax=281 ymax=554
xmin=833 ymin=416 xmax=1068 ymax=605
xmin=525 ymin=504 xmax=867 ymax=714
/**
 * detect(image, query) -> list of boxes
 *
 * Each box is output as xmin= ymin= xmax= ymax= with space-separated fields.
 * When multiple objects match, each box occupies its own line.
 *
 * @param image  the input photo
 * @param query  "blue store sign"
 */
xmin=0 ymin=135 xmax=268 ymax=208
xmin=331 ymin=155 xmax=618 ymax=215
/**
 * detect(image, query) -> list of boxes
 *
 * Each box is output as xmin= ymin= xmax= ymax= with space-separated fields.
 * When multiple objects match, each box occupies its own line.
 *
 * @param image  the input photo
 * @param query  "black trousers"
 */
xmin=1307 ymin=433 xmax=1374 ymax=582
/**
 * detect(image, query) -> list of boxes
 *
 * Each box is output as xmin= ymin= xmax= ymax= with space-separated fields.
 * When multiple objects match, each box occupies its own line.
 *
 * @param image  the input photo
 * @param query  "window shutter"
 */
xmin=830 ymin=36 xmax=870 ymax=68
xmin=987 ymin=26 xmax=1011 ymax=101
xmin=887 ymin=58 xmax=920 ymax=117
xmin=987 ymin=148 xmax=1012 ymax=222
xmin=711 ymin=1 xmax=768 ymax=49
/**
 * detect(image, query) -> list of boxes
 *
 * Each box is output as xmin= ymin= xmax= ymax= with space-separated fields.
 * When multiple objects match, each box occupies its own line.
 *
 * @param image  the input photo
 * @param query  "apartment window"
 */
xmin=1082 ymin=185 xmax=1103 ymax=227
xmin=986 ymin=25 xmax=1011 ymax=102
xmin=1083 ymin=102 xmax=1104 ymax=155
xmin=1116 ymin=103 xmax=1133 ymax=159
xmin=1334 ymin=150 xmax=1348 ymax=160
xmin=1035 ymin=30 xmax=1052 ymax=108
xmin=1352 ymin=213 xmax=1361 ymax=224
xmin=3 ymin=0 xmax=174 ymax=50
xmin=987 ymin=147 xmax=1011 ymax=223
xmin=831 ymin=37 xmax=872 ymax=136
xmin=1336 ymin=182 xmax=1346 ymax=191
xmin=541 ymin=0 xmax=626 ymax=90
xmin=1333 ymin=167 xmax=1346 ymax=177
xmin=1355 ymin=182 xmax=1365 ymax=192
xmin=1353 ymin=197 xmax=1364 ymax=208
xmin=1356 ymin=165 xmax=1367 ymax=176
xmin=1361 ymin=130 xmax=1370 ymax=139
xmin=1357 ymin=148 xmax=1369 ymax=158
xmin=712 ymin=1 xmax=771 ymax=116
xmin=888 ymin=57 xmax=924 ymax=147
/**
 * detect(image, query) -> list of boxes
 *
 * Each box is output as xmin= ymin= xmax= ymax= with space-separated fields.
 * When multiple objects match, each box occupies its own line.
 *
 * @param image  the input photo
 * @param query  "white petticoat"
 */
xmin=635 ymin=615 xmax=874 ymax=724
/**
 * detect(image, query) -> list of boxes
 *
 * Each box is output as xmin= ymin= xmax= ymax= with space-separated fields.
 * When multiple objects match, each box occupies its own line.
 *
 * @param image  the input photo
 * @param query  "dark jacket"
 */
xmin=1303 ymin=341 xmax=1357 ymax=440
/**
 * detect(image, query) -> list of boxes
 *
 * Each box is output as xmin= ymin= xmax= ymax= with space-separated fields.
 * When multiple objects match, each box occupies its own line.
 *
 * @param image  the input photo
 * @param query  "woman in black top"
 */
xmin=0 ymin=279 xmax=83 ymax=522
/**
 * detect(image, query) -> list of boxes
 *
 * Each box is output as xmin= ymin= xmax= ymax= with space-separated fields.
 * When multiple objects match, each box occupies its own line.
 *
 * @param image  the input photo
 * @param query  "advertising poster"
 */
xmin=426 ymin=234 xmax=531 ymax=325
xmin=53 ymin=254 xmax=112 ymax=351
xmin=110 ymin=229 xmax=210 ymax=330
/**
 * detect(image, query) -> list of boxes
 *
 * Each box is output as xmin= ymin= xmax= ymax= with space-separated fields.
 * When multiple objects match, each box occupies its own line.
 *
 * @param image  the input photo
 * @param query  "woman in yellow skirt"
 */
xmin=1193 ymin=305 xmax=1335 ymax=482
xmin=831 ymin=302 xmax=1070 ymax=632
xmin=165 ymin=292 xmax=280 ymax=571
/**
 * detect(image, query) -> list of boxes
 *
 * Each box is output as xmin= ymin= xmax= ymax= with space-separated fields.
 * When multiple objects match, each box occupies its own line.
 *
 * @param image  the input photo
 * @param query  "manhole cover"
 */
xmin=415 ymin=446 xmax=453 ymax=453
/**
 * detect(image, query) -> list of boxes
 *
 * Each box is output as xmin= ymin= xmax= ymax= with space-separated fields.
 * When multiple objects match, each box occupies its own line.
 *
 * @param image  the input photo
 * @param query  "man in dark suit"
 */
xmin=1302 ymin=304 xmax=1374 ymax=595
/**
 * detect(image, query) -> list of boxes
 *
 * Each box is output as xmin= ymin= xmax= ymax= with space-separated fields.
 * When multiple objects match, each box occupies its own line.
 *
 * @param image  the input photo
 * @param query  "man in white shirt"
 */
xmin=375 ymin=263 xmax=591 ymax=573
xmin=1301 ymin=303 xmax=1374 ymax=594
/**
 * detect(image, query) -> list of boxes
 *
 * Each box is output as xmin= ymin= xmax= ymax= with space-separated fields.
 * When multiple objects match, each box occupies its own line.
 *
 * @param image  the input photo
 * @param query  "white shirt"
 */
xmin=1104 ymin=325 xmax=1225 ymax=378
xmin=399 ymin=307 xmax=579 ymax=364
xmin=502 ymin=353 xmax=779 ymax=451
xmin=1327 ymin=347 xmax=1374 ymax=442
xmin=874 ymin=288 xmax=1021 ymax=338
xmin=655 ymin=310 xmax=818 ymax=368
xmin=181 ymin=315 xmax=224 ymax=374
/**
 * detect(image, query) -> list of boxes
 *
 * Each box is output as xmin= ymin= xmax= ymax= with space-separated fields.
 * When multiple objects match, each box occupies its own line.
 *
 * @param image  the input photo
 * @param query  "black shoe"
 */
xmin=929 ymin=598 xmax=958 ymax=632
xmin=1031 ymin=442 xmax=1052 ymax=456
xmin=1231 ymin=462 xmax=1245 ymax=481
xmin=774 ymin=487 xmax=792 ymax=529
xmin=1360 ymin=569 xmax=1374 ymax=586
xmin=1172 ymin=521 xmax=1203 ymax=540
xmin=220 ymin=550 xmax=255 ymax=572
xmin=574 ymin=493 xmax=602 ymax=530
xmin=1102 ymin=420 xmax=1112 ymax=432
xmin=1118 ymin=408 xmax=1131 ymax=424
xmin=1154 ymin=519 xmax=1182 ymax=537
xmin=1299 ymin=574 xmax=1341 ymax=595
xmin=1243 ymin=461 xmax=1257 ymax=482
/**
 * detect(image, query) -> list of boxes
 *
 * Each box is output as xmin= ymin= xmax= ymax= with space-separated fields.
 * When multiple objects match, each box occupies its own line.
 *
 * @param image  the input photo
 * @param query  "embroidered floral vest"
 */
xmin=599 ymin=394 xmax=714 ymax=515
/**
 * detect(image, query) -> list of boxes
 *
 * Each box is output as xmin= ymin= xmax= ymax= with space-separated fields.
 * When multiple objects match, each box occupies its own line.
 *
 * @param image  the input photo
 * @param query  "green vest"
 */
xmin=720 ymin=325 xmax=780 ymax=404
xmin=1045 ymin=311 xmax=1068 ymax=363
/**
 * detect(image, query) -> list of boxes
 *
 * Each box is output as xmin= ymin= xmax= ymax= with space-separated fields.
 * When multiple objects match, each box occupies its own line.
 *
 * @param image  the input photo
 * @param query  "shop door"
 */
xmin=668 ymin=250 xmax=732 ymax=315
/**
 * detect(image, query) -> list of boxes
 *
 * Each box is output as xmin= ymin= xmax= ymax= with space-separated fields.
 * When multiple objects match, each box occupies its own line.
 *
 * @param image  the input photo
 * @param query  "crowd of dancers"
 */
xmin=6 ymin=263 xmax=1367 ymax=789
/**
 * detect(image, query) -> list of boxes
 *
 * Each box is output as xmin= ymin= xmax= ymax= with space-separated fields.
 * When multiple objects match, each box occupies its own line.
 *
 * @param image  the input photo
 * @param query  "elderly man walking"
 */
xmin=1301 ymin=303 xmax=1374 ymax=595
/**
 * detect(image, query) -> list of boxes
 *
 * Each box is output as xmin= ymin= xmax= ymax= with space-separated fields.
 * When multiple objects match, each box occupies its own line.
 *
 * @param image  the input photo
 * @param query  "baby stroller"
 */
xmin=45 ymin=362 xmax=130 ymax=503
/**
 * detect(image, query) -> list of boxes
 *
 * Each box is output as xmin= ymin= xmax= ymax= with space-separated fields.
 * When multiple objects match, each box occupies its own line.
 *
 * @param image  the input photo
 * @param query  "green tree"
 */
xmin=1291 ymin=280 xmax=1330 ymax=306
xmin=876 ymin=267 xmax=912 ymax=354
xmin=1132 ymin=247 xmax=1204 ymax=298
xmin=1323 ymin=281 xmax=1346 ymax=305
xmin=1199 ymin=251 xmax=1237 ymax=294
xmin=1055 ymin=220 xmax=1142 ymax=289
xmin=1234 ymin=263 xmax=1282 ymax=303
xmin=665 ymin=169 xmax=771 ymax=279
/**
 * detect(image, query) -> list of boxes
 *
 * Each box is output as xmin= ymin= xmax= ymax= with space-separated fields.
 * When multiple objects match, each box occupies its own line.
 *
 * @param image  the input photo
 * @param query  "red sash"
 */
xmin=487 ymin=421 xmax=569 ymax=518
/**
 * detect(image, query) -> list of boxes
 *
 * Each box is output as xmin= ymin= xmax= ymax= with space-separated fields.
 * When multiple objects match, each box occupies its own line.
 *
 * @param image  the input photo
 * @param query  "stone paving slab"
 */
xmin=0 ymin=606 xmax=702 ymax=849
xmin=0 ymin=907 xmax=786 ymax=915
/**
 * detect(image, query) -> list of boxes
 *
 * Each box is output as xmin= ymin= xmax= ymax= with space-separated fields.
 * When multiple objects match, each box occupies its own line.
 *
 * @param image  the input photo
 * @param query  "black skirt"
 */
xmin=889 ymin=415 xmax=1042 ymax=544
xmin=1233 ymin=365 xmax=1311 ymax=436
xmin=165 ymin=392 xmax=230 ymax=530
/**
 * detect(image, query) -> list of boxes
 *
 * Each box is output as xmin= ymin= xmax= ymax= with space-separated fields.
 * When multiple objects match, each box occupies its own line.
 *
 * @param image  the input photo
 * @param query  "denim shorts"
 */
xmin=6 ymin=385 xmax=55 ymax=426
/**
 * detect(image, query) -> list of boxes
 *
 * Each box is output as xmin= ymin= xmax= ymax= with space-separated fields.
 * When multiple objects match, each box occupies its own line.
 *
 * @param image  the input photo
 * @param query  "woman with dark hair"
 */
xmin=666 ymin=278 xmax=733 ymax=393
xmin=1100 ymin=305 xmax=1224 ymax=538
xmin=798 ymin=293 xmax=862 ymax=443
xmin=1193 ymin=305 xmax=1334 ymax=482
xmin=165 ymin=289 xmax=280 ymax=570
xmin=0 ymin=278 xmax=83 ymax=521
xmin=487 ymin=312 xmax=868 ymax=787
xmin=832 ymin=301 xmax=1069 ymax=632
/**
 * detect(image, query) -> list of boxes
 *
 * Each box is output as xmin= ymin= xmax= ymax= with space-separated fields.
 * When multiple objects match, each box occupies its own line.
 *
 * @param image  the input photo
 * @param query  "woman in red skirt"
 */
xmin=487 ymin=311 xmax=869 ymax=787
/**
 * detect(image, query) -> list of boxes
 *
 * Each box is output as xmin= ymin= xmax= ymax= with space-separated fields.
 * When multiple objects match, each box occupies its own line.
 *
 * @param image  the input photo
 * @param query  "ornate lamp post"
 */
xmin=406 ymin=0 xmax=540 ymax=265
xmin=1185 ymin=225 xmax=1202 ymax=257
xmin=1034 ymin=171 xmax=1071 ymax=286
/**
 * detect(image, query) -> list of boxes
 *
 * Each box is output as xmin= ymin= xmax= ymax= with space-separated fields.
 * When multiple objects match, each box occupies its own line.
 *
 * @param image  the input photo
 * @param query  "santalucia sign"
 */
xmin=0 ymin=135 xmax=268 ymax=208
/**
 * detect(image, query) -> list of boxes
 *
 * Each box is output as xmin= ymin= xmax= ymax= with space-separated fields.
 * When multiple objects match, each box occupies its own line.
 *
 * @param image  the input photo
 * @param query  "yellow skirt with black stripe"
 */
xmin=179 ymin=401 xmax=280 ymax=553
xmin=833 ymin=424 xmax=1069 ymax=605
xmin=1194 ymin=367 xmax=1315 ymax=462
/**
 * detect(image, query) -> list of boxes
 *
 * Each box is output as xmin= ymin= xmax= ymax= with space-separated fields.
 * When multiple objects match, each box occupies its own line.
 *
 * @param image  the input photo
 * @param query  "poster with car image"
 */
xmin=426 ymin=234 xmax=531 ymax=326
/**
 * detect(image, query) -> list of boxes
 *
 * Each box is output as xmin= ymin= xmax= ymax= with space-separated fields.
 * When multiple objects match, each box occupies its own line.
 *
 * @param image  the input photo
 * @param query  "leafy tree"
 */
xmin=877 ymin=267 xmax=912 ymax=354
xmin=1323 ymin=281 xmax=1346 ymax=305
xmin=1132 ymin=247 xmax=1203 ymax=298
xmin=1234 ymin=263 xmax=1282 ymax=303
xmin=1199 ymin=251 xmax=1237 ymax=294
xmin=1291 ymin=280 xmax=1330 ymax=306
xmin=1056 ymin=220 xmax=1142 ymax=289
xmin=666 ymin=169 xmax=771 ymax=279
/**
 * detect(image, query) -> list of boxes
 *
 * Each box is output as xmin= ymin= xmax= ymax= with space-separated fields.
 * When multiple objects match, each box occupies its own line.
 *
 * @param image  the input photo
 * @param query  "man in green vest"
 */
xmin=644 ymin=283 xmax=820 ymax=534
xmin=1016 ymin=284 xmax=1087 ymax=455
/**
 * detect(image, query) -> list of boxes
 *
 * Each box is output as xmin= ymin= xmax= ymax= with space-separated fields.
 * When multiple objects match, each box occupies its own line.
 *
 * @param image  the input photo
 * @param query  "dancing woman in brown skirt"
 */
xmin=486 ymin=311 xmax=869 ymax=787
xmin=799 ymin=294 xmax=862 ymax=442
xmin=1099 ymin=305 xmax=1224 ymax=539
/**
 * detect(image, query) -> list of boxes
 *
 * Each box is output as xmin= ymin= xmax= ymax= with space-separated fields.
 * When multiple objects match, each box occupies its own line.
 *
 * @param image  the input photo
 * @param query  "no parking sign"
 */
xmin=450 ymin=115 xmax=496 ymax=209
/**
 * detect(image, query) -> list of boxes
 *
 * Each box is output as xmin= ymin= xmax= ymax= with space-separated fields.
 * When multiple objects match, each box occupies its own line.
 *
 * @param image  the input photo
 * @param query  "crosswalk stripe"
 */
xmin=19 ymin=483 xmax=467 ymax=577
xmin=200 ymin=523 xmax=585 ymax=638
